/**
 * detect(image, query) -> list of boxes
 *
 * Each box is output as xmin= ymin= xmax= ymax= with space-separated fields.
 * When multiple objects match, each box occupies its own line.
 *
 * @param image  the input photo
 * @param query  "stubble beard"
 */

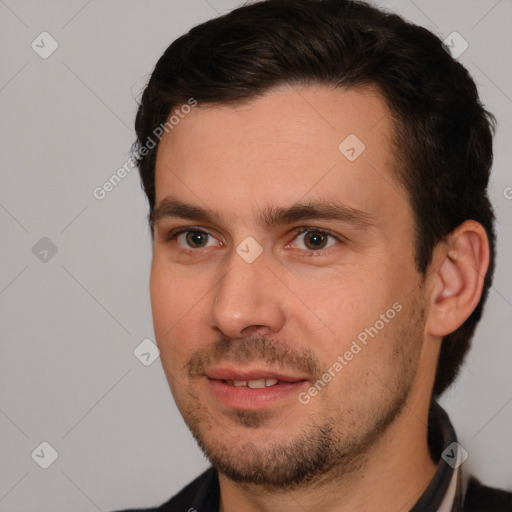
xmin=173 ymin=301 xmax=425 ymax=491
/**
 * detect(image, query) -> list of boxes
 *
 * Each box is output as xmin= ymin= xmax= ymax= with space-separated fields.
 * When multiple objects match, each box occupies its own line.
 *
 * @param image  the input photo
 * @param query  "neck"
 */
xmin=218 ymin=398 xmax=437 ymax=512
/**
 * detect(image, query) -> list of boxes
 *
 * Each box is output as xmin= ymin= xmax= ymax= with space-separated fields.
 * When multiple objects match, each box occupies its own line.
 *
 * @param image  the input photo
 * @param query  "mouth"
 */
xmin=224 ymin=378 xmax=282 ymax=388
xmin=205 ymin=367 xmax=310 ymax=411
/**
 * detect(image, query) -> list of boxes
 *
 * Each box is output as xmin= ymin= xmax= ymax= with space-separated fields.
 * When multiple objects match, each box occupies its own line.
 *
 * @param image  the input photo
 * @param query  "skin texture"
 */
xmin=149 ymin=85 xmax=489 ymax=512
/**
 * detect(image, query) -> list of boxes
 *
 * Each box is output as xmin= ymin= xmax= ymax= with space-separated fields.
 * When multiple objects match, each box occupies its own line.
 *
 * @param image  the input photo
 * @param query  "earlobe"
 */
xmin=427 ymin=221 xmax=490 ymax=337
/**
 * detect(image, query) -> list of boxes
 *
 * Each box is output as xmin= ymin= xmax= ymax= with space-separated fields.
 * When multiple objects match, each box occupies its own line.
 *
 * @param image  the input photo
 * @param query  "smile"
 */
xmin=204 ymin=367 xmax=310 ymax=411
xmin=225 ymin=378 xmax=279 ymax=388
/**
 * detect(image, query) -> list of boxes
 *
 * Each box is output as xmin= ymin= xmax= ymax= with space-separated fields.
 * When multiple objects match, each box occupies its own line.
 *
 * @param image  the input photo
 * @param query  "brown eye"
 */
xmin=167 ymin=229 xmax=215 ymax=249
xmin=289 ymin=229 xmax=339 ymax=252
xmin=168 ymin=228 xmax=222 ymax=250
xmin=303 ymin=231 xmax=328 ymax=250
xmin=186 ymin=231 xmax=208 ymax=248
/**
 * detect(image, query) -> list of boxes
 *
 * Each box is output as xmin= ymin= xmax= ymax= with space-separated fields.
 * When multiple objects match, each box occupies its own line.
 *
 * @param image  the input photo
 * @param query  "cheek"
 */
xmin=292 ymin=272 xmax=411 ymax=383
xmin=149 ymin=258 xmax=206 ymax=366
xmin=150 ymin=252 xmax=201 ymax=324
xmin=291 ymin=266 xmax=392 ymax=339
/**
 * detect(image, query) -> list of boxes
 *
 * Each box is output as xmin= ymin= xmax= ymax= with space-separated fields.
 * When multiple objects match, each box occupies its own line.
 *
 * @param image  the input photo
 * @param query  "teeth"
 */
xmin=229 ymin=379 xmax=280 ymax=388
xmin=247 ymin=379 xmax=266 ymax=389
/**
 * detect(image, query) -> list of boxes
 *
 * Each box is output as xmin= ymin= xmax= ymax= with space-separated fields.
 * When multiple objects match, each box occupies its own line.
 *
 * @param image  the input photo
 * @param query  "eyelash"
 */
xmin=164 ymin=226 xmax=344 ymax=254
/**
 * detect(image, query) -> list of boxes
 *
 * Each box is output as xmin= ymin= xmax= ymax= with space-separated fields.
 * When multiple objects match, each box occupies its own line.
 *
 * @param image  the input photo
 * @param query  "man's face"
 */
xmin=150 ymin=85 xmax=429 ymax=487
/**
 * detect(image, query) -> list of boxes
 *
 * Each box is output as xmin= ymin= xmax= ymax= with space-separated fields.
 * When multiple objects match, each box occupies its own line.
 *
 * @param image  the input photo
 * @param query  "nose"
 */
xmin=208 ymin=251 xmax=286 ymax=339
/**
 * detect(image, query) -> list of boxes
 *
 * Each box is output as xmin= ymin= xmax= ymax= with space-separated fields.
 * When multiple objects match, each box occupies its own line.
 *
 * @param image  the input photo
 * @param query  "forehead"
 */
xmin=154 ymin=85 xmax=403 ymax=221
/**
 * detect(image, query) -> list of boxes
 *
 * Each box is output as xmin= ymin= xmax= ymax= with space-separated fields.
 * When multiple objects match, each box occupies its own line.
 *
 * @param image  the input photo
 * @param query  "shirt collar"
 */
xmin=409 ymin=401 xmax=463 ymax=512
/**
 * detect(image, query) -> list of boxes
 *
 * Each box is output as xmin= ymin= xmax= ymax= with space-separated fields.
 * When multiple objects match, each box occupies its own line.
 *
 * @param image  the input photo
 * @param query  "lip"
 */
xmin=205 ymin=366 xmax=310 ymax=411
xmin=205 ymin=366 xmax=309 ymax=383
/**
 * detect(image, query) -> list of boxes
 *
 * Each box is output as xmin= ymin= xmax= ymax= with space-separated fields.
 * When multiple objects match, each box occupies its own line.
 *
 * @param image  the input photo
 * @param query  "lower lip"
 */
xmin=208 ymin=379 xmax=308 ymax=411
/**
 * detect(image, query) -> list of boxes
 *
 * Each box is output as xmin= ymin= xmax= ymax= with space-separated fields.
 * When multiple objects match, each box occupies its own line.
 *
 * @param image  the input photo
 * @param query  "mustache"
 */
xmin=185 ymin=335 xmax=323 ymax=380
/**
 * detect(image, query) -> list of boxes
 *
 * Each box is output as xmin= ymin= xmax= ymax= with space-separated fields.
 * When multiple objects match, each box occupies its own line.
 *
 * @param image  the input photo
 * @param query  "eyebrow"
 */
xmin=150 ymin=198 xmax=375 ymax=230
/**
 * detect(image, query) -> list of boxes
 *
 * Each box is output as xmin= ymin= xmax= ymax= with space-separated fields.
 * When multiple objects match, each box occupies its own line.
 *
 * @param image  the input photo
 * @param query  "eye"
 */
xmin=290 ymin=229 xmax=339 ymax=251
xmin=171 ymin=229 xmax=220 ymax=249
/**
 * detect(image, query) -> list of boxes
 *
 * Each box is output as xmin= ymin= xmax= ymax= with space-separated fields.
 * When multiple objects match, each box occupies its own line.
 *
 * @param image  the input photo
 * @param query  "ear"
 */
xmin=426 ymin=220 xmax=490 ymax=338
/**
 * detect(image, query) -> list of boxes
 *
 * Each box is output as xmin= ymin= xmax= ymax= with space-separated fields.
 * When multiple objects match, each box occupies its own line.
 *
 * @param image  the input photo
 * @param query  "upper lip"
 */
xmin=205 ymin=366 xmax=309 ymax=383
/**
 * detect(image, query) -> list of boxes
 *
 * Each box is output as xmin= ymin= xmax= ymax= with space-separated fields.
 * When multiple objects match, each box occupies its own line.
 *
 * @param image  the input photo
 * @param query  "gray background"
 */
xmin=0 ymin=0 xmax=511 ymax=510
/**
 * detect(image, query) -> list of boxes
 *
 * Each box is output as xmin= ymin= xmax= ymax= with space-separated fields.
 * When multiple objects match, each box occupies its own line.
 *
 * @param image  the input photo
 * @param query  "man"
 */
xmin=119 ymin=0 xmax=511 ymax=510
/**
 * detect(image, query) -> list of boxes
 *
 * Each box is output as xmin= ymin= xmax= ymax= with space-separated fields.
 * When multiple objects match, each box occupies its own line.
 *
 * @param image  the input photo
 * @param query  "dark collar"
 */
xmin=410 ymin=401 xmax=462 ymax=511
